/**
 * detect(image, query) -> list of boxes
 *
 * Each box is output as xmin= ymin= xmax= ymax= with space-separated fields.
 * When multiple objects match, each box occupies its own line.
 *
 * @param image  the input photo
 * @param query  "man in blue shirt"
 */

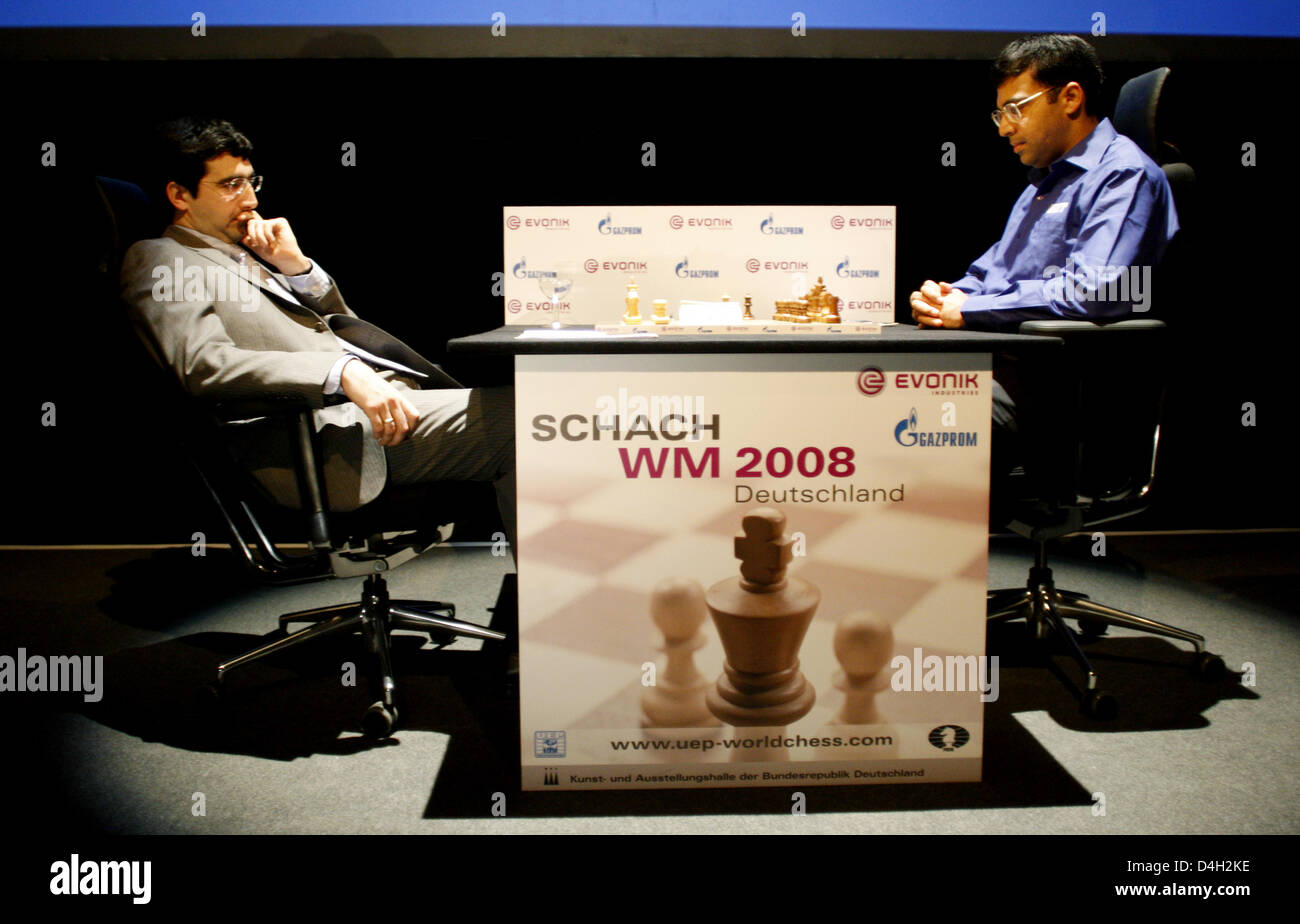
xmin=910 ymin=34 xmax=1178 ymax=331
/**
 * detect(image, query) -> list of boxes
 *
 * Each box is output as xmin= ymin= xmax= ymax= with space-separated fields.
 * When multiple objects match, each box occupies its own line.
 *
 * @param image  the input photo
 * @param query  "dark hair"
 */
xmin=993 ymin=34 xmax=1104 ymax=116
xmin=151 ymin=117 xmax=253 ymax=202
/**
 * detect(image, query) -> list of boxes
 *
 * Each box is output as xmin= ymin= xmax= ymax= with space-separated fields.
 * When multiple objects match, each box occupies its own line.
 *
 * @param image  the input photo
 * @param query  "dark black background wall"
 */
xmin=3 ymin=39 xmax=1296 ymax=543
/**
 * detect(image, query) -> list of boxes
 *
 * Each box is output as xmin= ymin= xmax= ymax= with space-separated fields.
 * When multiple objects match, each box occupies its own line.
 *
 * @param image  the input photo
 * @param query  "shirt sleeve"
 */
xmin=324 ymin=354 xmax=359 ymax=395
xmin=961 ymin=165 xmax=1177 ymax=330
xmin=280 ymin=260 xmax=331 ymax=301
xmin=951 ymin=241 xmax=998 ymax=295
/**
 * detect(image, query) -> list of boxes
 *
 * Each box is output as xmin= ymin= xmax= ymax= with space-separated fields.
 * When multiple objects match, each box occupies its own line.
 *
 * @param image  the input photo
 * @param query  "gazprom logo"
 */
xmin=760 ymin=213 xmax=804 ymax=235
xmin=597 ymin=212 xmax=642 ymax=235
xmin=895 ymin=408 xmax=920 ymax=446
xmin=512 ymin=257 xmax=556 ymax=280
xmin=894 ymin=407 xmax=978 ymax=448
xmin=836 ymin=256 xmax=879 ymax=279
xmin=675 ymin=257 xmax=719 ymax=279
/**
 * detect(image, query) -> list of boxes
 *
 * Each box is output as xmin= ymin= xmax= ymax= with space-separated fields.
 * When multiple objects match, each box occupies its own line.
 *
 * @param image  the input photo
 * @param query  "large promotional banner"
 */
xmin=516 ymin=353 xmax=992 ymax=790
xmin=503 ymin=206 xmax=895 ymax=326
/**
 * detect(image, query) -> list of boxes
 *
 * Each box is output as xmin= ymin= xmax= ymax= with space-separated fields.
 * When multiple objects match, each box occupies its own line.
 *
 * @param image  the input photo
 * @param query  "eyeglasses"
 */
xmin=991 ymin=87 xmax=1057 ymax=128
xmin=205 ymin=175 xmax=263 ymax=198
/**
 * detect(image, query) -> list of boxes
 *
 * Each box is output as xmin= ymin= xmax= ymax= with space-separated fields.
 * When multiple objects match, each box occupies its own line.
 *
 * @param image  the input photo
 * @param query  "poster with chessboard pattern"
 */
xmin=503 ymin=205 xmax=896 ymax=326
xmin=516 ymin=353 xmax=991 ymax=790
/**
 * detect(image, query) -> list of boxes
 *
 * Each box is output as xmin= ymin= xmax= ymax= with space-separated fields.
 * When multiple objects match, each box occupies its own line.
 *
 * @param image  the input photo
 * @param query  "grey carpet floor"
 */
xmin=1 ymin=533 xmax=1295 ymax=835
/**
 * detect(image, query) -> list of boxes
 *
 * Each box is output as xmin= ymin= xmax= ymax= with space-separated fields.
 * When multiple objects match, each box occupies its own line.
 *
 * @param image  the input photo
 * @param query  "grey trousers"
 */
xmin=383 ymin=385 xmax=516 ymax=556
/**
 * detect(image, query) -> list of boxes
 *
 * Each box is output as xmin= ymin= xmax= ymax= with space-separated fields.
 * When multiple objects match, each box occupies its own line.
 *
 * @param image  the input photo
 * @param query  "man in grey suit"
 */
xmin=121 ymin=118 xmax=514 ymax=545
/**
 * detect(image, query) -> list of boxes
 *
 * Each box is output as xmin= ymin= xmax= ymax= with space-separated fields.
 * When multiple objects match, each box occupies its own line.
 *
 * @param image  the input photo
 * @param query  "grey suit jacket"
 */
xmin=121 ymin=225 xmax=389 ymax=511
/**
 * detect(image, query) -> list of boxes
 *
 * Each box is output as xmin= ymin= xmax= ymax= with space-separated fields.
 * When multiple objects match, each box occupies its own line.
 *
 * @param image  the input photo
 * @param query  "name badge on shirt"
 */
xmin=1045 ymin=202 xmax=1068 ymax=215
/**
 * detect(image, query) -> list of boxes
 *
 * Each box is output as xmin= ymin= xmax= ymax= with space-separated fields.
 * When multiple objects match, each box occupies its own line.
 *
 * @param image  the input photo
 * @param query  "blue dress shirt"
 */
xmin=955 ymin=118 xmax=1179 ymax=331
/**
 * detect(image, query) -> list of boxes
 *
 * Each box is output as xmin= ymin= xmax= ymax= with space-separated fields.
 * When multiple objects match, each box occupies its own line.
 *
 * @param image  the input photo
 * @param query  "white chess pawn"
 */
xmin=641 ymin=578 xmax=720 ymax=728
xmin=830 ymin=612 xmax=894 ymax=725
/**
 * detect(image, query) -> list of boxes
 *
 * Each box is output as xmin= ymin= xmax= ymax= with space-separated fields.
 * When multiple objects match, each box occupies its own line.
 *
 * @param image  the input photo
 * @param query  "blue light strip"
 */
xmin=2 ymin=0 xmax=1296 ymax=37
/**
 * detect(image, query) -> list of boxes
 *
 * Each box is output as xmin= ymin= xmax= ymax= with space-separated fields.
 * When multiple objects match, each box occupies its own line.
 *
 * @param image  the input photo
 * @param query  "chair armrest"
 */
xmin=202 ymin=396 xmax=332 ymax=549
xmin=1019 ymin=319 xmax=1167 ymax=336
xmin=205 ymin=394 xmax=317 ymax=423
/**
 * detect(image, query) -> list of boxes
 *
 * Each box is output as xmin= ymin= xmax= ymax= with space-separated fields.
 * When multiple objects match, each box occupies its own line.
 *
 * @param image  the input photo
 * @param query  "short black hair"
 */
xmin=993 ymin=34 xmax=1104 ymax=116
xmin=151 ymin=117 xmax=253 ymax=202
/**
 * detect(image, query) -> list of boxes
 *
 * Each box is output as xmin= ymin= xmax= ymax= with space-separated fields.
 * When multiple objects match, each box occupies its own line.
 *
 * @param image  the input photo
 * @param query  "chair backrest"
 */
xmin=1113 ymin=67 xmax=1169 ymax=162
xmin=93 ymin=176 xmax=158 ymax=284
xmin=1112 ymin=68 xmax=1197 ymax=321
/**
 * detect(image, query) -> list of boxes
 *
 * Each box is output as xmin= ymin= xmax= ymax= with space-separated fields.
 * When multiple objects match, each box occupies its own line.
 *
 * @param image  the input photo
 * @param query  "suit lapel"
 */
xmin=163 ymin=225 xmax=321 ymax=320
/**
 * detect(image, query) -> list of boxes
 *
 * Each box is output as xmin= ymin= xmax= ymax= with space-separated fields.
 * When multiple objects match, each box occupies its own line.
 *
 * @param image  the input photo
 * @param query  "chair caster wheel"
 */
xmin=427 ymin=630 xmax=458 ymax=648
xmin=361 ymin=701 xmax=398 ymax=738
xmin=194 ymin=683 xmax=224 ymax=719
xmin=1194 ymin=652 xmax=1226 ymax=682
xmin=1076 ymin=618 xmax=1108 ymax=637
xmin=1082 ymin=690 xmax=1118 ymax=720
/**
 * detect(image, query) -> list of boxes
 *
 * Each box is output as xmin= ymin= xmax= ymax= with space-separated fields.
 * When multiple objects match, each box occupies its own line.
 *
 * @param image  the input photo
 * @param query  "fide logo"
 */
xmin=534 ymin=730 xmax=566 ymax=758
xmin=928 ymin=725 xmax=970 ymax=752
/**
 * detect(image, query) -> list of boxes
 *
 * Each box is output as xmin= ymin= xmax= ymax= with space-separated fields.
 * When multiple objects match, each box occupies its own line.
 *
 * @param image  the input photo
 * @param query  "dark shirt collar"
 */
xmin=1028 ymin=117 xmax=1114 ymax=189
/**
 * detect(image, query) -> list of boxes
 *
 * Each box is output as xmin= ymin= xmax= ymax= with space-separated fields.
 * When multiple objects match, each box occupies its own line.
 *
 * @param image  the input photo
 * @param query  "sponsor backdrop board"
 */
xmin=517 ymin=352 xmax=991 ymax=790
xmin=503 ymin=206 xmax=895 ymax=326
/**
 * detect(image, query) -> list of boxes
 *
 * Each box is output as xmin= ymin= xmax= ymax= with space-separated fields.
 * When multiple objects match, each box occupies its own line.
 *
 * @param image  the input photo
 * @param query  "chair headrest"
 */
xmin=1113 ymin=66 xmax=1170 ymax=161
xmin=93 ymin=176 xmax=157 ymax=277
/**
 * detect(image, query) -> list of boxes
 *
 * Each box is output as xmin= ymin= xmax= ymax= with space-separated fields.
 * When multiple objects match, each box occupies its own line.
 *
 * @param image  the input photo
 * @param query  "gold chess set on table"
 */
xmin=594 ymin=277 xmax=883 ymax=335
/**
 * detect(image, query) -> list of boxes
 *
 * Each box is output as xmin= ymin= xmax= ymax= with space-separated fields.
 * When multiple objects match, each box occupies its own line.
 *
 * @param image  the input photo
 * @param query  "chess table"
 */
xmin=449 ymin=324 xmax=1062 ymax=790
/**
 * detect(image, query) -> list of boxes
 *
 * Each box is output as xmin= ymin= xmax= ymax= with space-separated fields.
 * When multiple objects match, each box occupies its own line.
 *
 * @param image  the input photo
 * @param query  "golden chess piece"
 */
xmin=743 ymin=295 xmax=754 ymax=320
xmin=623 ymin=277 xmax=642 ymax=325
xmin=811 ymin=277 xmax=842 ymax=323
xmin=652 ymin=298 xmax=670 ymax=325
xmin=774 ymin=276 xmax=842 ymax=324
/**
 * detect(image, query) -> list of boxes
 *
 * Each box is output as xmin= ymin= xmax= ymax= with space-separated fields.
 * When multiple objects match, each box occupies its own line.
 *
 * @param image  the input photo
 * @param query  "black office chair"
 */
xmin=986 ymin=69 xmax=1224 ymax=719
xmin=95 ymin=176 xmax=507 ymax=738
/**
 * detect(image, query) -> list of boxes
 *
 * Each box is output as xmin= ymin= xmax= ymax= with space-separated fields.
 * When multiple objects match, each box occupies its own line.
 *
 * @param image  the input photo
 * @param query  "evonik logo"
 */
xmin=505 ymin=215 xmax=569 ymax=230
xmin=745 ymin=258 xmax=809 ymax=274
xmin=831 ymin=215 xmax=895 ymax=230
xmin=669 ymin=214 xmax=733 ymax=230
xmin=857 ymin=367 xmax=886 ymax=396
xmin=508 ymin=299 xmax=571 ymax=314
xmin=584 ymin=258 xmax=648 ymax=274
